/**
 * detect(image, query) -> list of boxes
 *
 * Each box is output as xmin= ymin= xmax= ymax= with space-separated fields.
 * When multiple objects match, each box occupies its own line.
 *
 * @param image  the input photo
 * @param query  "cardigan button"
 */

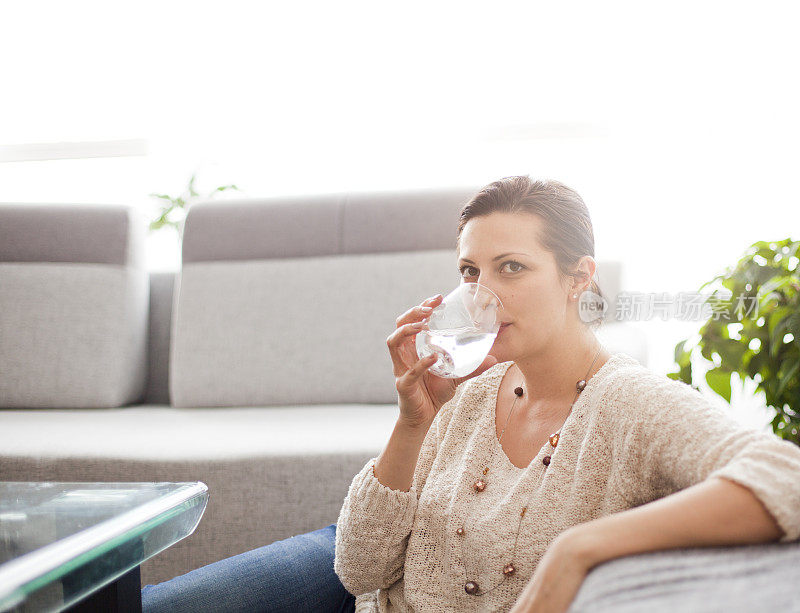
xmin=514 ymin=386 xmax=524 ymax=397
xmin=465 ymin=581 xmax=479 ymax=595
xmin=456 ymin=527 xmax=464 ymax=536
xmin=542 ymin=455 xmax=551 ymax=466
xmin=473 ymin=479 xmax=486 ymax=492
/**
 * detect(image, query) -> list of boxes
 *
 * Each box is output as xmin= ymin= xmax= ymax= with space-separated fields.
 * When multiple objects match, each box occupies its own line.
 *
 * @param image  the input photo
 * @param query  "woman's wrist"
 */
xmin=395 ymin=416 xmax=433 ymax=435
xmin=372 ymin=418 xmax=431 ymax=492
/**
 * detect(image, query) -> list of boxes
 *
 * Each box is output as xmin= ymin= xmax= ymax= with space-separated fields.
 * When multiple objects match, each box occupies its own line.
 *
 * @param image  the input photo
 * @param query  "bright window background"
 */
xmin=1 ymin=1 xmax=797 ymax=425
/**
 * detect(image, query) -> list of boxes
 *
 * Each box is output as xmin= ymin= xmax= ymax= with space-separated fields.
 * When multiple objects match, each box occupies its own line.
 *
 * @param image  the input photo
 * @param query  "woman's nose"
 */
xmin=470 ymin=289 xmax=503 ymax=327
xmin=474 ymin=281 xmax=503 ymax=308
xmin=469 ymin=290 xmax=503 ymax=329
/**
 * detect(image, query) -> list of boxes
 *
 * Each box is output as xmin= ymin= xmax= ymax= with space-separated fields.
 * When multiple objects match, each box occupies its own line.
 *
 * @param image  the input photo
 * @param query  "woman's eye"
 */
xmin=501 ymin=261 xmax=524 ymax=273
xmin=459 ymin=262 xmax=523 ymax=277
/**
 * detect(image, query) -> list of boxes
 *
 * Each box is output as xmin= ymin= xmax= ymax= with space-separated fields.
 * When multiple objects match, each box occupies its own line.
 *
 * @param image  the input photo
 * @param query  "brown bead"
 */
xmin=514 ymin=386 xmax=524 ymax=396
xmin=465 ymin=581 xmax=479 ymax=595
xmin=456 ymin=527 xmax=464 ymax=536
xmin=549 ymin=432 xmax=559 ymax=448
xmin=576 ymin=379 xmax=587 ymax=391
xmin=503 ymin=563 xmax=516 ymax=576
xmin=542 ymin=455 xmax=551 ymax=466
xmin=473 ymin=479 xmax=486 ymax=492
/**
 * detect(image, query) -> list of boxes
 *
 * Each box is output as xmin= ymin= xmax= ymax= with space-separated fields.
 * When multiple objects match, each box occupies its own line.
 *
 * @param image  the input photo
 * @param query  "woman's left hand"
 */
xmin=508 ymin=530 xmax=592 ymax=613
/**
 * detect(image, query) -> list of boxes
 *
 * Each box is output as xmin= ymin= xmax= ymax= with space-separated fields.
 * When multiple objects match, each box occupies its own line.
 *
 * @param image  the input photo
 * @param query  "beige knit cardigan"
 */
xmin=333 ymin=352 xmax=800 ymax=612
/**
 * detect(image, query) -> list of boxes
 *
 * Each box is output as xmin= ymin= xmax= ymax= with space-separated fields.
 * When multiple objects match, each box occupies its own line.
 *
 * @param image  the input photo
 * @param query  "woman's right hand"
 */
xmin=387 ymin=294 xmax=499 ymax=430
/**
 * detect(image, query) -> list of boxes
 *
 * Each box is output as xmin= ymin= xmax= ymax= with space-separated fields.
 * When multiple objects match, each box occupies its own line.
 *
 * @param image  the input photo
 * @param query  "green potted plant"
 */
xmin=148 ymin=174 xmax=240 ymax=240
xmin=669 ymin=238 xmax=800 ymax=445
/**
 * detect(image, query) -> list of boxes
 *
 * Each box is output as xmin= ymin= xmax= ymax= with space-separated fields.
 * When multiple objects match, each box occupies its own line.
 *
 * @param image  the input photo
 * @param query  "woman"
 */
xmin=143 ymin=176 xmax=800 ymax=613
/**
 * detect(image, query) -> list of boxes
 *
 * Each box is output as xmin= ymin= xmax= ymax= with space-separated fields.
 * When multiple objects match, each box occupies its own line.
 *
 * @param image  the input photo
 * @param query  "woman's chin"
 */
xmin=490 ymin=340 xmax=527 ymax=364
xmin=488 ymin=347 xmax=509 ymax=364
xmin=491 ymin=328 xmax=511 ymax=354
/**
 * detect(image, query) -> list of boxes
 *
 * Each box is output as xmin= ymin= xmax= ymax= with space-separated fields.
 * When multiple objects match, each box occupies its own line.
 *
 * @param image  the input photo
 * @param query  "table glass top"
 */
xmin=0 ymin=482 xmax=208 ymax=612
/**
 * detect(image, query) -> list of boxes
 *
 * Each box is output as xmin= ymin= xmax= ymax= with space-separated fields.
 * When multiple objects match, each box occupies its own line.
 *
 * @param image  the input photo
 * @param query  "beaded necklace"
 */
xmin=458 ymin=344 xmax=603 ymax=597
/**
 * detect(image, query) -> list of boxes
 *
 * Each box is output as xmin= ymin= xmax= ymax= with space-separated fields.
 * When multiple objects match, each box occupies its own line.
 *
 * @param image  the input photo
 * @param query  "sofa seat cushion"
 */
xmin=0 ymin=404 xmax=399 ymax=460
xmin=0 ymin=404 xmax=399 ymax=585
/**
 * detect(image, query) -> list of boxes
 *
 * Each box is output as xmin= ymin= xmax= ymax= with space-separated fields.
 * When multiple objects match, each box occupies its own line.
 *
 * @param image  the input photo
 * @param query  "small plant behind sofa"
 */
xmin=669 ymin=239 xmax=800 ymax=445
xmin=148 ymin=174 xmax=240 ymax=239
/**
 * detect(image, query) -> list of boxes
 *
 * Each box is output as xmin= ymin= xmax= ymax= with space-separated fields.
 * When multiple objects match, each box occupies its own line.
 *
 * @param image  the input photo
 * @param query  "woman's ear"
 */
xmin=571 ymin=256 xmax=597 ymax=294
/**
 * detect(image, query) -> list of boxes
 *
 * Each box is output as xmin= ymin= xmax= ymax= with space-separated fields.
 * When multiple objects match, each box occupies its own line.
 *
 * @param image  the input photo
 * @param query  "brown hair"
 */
xmin=456 ymin=175 xmax=605 ymax=326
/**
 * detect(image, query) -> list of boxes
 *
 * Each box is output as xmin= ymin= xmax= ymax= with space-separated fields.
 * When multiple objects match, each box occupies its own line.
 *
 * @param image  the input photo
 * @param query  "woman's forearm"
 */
xmin=373 ymin=419 xmax=431 ymax=492
xmin=570 ymin=476 xmax=785 ymax=570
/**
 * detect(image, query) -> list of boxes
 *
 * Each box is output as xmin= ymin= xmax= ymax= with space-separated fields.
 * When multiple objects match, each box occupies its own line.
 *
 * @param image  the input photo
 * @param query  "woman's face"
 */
xmin=457 ymin=211 xmax=573 ymax=362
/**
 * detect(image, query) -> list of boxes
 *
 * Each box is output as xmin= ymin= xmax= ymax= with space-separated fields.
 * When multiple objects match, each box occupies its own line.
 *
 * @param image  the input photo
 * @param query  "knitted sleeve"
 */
xmin=333 ymin=382 xmax=468 ymax=595
xmin=611 ymin=372 xmax=800 ymax=543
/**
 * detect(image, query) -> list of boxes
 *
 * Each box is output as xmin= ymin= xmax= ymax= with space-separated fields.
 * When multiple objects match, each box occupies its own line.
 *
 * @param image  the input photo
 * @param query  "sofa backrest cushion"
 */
xmin=170 ymin=249 xmax=462 ymax=406
xmin=170 ymin=188 xmax=477 ymax=407
xmin=0 ymin=204 xmax=149 ymax=408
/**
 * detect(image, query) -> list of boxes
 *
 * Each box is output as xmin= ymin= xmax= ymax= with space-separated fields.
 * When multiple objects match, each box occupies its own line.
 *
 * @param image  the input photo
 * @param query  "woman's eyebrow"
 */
xmin=458 ymin=252 xmax=529 ymax=264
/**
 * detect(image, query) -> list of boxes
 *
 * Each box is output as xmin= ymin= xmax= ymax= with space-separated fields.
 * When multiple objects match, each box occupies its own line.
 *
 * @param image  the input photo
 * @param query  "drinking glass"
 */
xmin=415 ymin=282 xmax=503 ymax=378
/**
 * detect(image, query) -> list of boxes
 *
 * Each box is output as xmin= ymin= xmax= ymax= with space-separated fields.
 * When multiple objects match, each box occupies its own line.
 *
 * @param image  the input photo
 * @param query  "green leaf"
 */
xmin=673 ymin=339 xmax=691 ymax=367
xmin=705 ymin=367 xmax=732 ymax=403
xmin=768 ymin=307 xmax=793 ymax=355
xmin=787 ymin=312 xmax=800 ymax=343
xmin=716 ymin=338 xmax=746 ymax=366
xmin=776 ymin=361 xmax=800 ymax=398
xmin=149 ymin=193 xmax=174 ymax=202
xmin=758 ymin=277 xmax=792 ymax=301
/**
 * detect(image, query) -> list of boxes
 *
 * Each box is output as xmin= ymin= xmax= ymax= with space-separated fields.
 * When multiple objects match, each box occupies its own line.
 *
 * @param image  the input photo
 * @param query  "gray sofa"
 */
xmin=4 ymin=188 xmax=794 ymax=611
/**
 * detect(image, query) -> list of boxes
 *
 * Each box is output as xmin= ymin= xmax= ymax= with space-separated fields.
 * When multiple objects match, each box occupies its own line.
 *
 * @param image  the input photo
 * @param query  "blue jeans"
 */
xmin=141 ymin=523 xmax=356 ymax=613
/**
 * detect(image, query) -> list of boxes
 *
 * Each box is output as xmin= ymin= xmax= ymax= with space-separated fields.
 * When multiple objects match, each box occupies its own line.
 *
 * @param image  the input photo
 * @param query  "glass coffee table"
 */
xmin=0 ymin=482 xmax=208 ymax=612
